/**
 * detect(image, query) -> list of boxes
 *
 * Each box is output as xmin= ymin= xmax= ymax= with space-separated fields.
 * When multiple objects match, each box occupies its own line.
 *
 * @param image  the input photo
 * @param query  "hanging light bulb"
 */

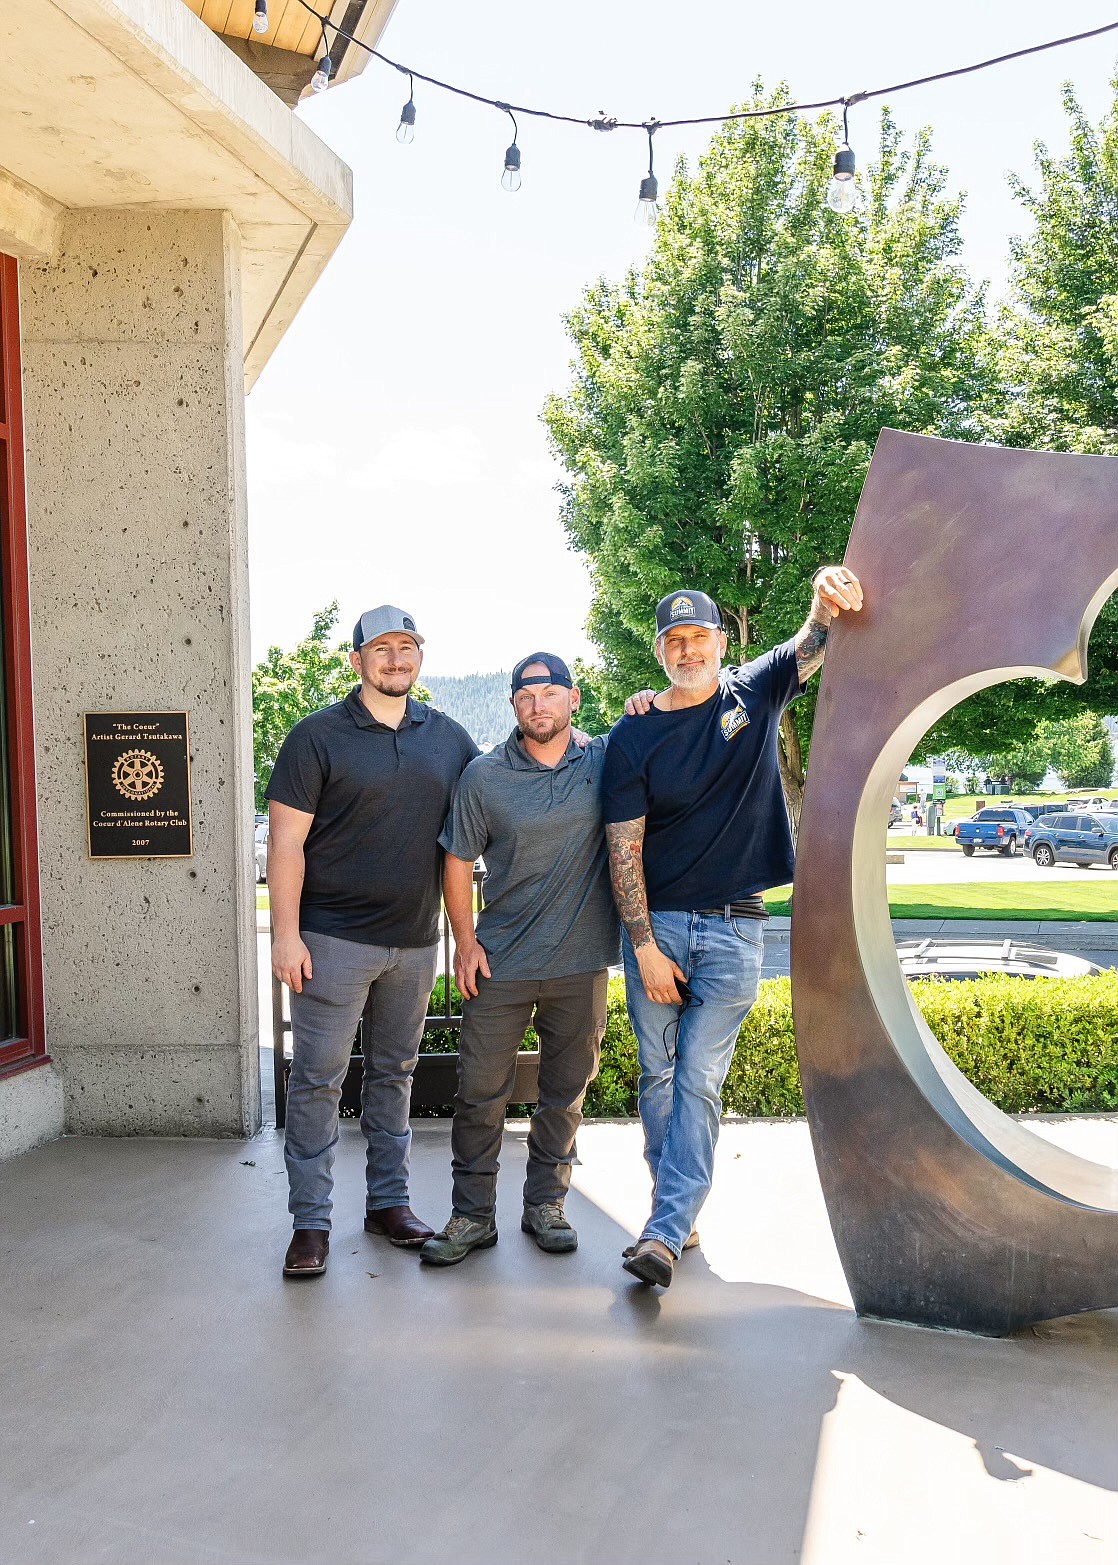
xmin=396 ymin=73 xmax=416 ymax=144
xmin=311 ymin=53 xmax=332 ymax=92
xmin=826 ymin=98 xmax=865 ymax=215
xmin=634 ymin=123 xmax=660 ymax=225
xmin=252 ymin=0 xmax=268 ymax=32
xmin=501 ymin=143 xmax=522 ymax=192
xmin=498 ymin=106 xmax=521 ymax=192
xmin=826 ymin=142 xmax=857 ymax=213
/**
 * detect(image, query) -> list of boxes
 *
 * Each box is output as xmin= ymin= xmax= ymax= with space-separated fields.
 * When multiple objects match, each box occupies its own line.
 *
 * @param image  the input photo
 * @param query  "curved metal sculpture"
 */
xmin=791 ymin=428 xmax=1118 ymax=1335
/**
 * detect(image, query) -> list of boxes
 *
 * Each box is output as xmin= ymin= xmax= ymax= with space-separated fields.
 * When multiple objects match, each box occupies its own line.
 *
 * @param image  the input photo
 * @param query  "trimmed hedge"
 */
xmin=582 ymin=973 xmax=1118 ymax=1118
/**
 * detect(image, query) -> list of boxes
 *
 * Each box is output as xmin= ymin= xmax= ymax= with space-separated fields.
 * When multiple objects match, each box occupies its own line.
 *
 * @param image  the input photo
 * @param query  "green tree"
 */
xmin=251 ymin=603 xmax=430 ymax=810
xmin=972 ymin=74 xmax=1118 ymax=731
xmin=543 ymin=88 xmax=988 ymax=826
xmin=1041 ymin=712 xmax=1115 ymax=789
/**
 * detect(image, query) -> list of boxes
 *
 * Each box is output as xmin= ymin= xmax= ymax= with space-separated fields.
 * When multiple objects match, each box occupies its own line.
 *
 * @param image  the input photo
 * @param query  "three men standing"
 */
xmin=267 ymin=607 xmax=476 ymax=1277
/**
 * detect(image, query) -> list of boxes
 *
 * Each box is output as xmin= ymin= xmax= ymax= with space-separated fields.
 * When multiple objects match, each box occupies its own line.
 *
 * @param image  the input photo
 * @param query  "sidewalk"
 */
xmin=764 ymin=917 xmax=1118 ymax=950
xmin=0 ymin=1119 xmax=1114 ymax=1564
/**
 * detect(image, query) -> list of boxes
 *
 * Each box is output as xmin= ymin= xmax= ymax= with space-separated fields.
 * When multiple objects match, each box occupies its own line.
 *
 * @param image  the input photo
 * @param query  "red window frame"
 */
xmin=0 ymin=254 xmax=45 ymax=1075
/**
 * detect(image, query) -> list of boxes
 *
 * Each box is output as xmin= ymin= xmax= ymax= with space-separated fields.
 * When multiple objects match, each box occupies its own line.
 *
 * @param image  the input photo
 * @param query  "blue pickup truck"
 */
xmin=954 ymin=806 xmax=1034 ymax=857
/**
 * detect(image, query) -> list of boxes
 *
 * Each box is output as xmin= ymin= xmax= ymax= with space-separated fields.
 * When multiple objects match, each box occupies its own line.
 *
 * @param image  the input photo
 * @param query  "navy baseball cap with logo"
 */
xmin=655 ymin=590 xmax=723 ymax=637
xmin=352 ymin=605 xmax=424 ymax=649
xmin=510 ymin=652 xmax=573 ymax=693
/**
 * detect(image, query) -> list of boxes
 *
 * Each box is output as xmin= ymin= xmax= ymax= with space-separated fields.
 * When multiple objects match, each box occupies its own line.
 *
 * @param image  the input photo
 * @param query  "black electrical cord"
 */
xmin=289 ymin=3 xmax=1117 ymax=136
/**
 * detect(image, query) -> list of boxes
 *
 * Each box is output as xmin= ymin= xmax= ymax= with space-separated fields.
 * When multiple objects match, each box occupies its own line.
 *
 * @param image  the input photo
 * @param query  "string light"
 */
xmin=499 ymin=106 xmax=522 ymax=191
xmin=827 ymin=97 xmax=865 ymax=215
xmin=397 ymin=72 xmax=416 ymax=143
xmin=310 ymin=21 xmax=332 ymax=94
xmin=252 ymin=0 xmax=268 ymax=35
xmin=634 ymin=122 xmax=660 ymax=226
xmin=288 ymin=5 xmax=1118 ymax=217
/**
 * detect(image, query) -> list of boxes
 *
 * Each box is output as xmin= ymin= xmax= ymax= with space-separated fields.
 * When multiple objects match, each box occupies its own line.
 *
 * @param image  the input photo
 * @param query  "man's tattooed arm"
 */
xmin=605 ymin=817 xmax=653 ymax=951
xmin=795 ymin=600 xmax=833 ymax=684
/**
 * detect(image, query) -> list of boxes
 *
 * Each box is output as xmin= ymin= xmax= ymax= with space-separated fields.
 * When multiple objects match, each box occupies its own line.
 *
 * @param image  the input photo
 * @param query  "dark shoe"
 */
xmin=623 ymin=1229 xmax=698 ymax=1259
xmin=364 ymin=1205 xmax=435 ymax=1248
xmin=283 ymin=1230 xmax=329 ymax=1278
xmin=622 ymin=1238 xmax=674 ymax=1288
xmin=420 ymin=1214 xmax=499 ymax=1267
xmin=521 ymin=1201 xmax=578 ymax=1254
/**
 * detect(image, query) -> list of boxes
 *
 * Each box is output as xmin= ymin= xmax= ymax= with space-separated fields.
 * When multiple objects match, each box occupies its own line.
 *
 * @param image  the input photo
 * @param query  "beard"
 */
xmin=519 ymin=713 xmax=570 ymax=744
xmin=668 ymin=652 xmax=720 ymax=691
xmin=367 ymin=668 xmax=415 ymax=696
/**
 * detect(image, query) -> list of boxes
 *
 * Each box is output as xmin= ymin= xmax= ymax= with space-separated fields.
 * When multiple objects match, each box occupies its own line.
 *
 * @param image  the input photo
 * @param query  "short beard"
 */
xmin=519 ymin=714 xmax=570 ymax=744
xmin=667 ymin=654 xmax=719 ymax=691
xmin=367 ymin=670 xmax=414 ymax=697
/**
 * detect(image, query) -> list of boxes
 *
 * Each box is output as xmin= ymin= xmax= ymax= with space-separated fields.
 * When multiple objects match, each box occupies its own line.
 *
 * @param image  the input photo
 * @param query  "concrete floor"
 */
xmin=0 ymin=1119 xmax=1115 ymax=1565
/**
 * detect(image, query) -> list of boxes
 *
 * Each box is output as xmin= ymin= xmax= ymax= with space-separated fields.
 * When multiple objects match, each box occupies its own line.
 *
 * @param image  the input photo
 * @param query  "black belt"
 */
xmin=695 ymin=898 xmax=769 ymax=920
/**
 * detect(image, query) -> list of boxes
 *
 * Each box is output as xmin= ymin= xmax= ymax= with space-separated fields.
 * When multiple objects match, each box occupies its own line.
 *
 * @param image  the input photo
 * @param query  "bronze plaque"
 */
xmin=84 ymin=712 xmax=193 ymax=859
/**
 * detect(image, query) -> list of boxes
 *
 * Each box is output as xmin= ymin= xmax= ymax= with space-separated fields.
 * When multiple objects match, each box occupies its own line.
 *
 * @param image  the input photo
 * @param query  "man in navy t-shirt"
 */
xmin=602 ymin=570 xmax=864 ymax=1288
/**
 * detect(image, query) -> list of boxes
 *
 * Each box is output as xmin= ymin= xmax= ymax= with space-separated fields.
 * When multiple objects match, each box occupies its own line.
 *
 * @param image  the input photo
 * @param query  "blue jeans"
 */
xmin=622 ymin=910 xmax=764 ymax=1257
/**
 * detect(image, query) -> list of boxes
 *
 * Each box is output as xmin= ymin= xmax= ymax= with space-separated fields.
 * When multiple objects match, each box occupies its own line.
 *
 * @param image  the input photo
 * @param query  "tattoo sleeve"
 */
xmin=795 ymin=598 xmax=833 ymax=684
xmin=605 ymin=817 xmax=654 ymax=951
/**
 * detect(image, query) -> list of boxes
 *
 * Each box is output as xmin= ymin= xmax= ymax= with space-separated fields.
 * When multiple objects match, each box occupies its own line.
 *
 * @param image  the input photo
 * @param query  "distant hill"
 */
xmin=424 ymin=672 xmax=514 ymax=746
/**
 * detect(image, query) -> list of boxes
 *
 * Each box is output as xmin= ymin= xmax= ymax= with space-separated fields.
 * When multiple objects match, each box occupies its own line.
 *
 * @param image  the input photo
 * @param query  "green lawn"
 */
xmin=764 ymin=881 xmax=1118 ymax=921
xmin=887 ymin=834 xmax=956 ymax=852
xmin=941 ymin=790 xmax=1118 ymax=822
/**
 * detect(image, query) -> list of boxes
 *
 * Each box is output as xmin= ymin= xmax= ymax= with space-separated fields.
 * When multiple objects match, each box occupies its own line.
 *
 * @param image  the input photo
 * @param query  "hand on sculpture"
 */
xmin=624 ymin=689 xmax=657 ymax=716
xmin=813 ymin=566 xmax=863 ymax=617
xmin=454 ymin=938 xmax=492 ymax=999
xmin=272 ymin=934 xmax=313 ymax=994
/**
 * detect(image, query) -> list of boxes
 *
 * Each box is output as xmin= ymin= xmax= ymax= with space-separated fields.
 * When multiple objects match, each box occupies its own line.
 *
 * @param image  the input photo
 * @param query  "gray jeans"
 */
xmin=451 ymin=969 xmax=608 ymax=1220
xmin=284 ymin=929 xmax=437 ymax=1232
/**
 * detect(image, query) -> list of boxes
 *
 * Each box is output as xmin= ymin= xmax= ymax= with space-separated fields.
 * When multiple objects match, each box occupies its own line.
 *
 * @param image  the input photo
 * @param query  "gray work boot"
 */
xmin=420 ymin=1214 xmax=498 ymax=1267
xmin=521 ymin=1201 xmax=578 ymax=1254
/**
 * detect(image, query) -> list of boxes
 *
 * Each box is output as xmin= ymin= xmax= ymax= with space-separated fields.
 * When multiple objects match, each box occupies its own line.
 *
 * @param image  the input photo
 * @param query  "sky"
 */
xmin=246 ymin=0 xmax=1118 ymax=677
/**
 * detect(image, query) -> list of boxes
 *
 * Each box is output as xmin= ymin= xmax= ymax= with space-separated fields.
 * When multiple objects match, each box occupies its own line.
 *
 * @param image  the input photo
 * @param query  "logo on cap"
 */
xmin=670 ymin=595 xmax=695 ymax=618
xmin=403 ymin=616 xmax=415 ymax=631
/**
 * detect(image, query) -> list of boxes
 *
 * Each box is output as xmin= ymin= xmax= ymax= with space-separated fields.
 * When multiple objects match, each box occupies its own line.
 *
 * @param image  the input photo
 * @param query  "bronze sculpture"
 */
xmin=790 ymin=428 xmax=1118 ymax=1334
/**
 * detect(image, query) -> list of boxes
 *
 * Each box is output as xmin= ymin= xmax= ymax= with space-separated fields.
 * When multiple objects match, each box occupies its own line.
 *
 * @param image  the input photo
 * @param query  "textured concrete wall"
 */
xmin=0 ymin=1062 xmax=64 ymax=1158
xmin=18 ymin=209 xmax=259 ymax=1137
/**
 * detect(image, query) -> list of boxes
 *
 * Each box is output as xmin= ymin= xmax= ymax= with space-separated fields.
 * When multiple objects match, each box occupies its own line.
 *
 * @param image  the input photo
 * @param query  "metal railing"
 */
xmin=270 ymin=865 xmax=540 ymax=1126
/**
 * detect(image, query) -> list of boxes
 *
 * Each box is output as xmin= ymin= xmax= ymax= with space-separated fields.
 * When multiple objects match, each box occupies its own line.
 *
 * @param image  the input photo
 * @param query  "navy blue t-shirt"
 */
xmin=602 ymin=640 xmax=803 ymax=910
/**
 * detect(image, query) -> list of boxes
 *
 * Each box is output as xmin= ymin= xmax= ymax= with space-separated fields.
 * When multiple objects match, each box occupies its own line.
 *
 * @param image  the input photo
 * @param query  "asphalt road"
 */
xmin=883 ymin=841 xmax=1118 ymax=886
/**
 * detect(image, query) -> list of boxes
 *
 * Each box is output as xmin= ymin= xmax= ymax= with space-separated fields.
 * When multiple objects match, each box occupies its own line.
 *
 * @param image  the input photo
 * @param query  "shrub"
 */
xmin=581 ymin=973 xmax=1118 ymax=1118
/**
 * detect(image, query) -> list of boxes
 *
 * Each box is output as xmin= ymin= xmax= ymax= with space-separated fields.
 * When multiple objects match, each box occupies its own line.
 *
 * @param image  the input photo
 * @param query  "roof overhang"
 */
xmin=0 ymin=0 xmax=358 ymax=387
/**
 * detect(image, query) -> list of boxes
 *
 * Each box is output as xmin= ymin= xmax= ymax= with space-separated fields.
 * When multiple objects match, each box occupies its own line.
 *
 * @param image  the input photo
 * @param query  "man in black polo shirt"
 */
xmin=267 ymin=605 xmax=477 ymax=1278
xmin=603 ymin=570 xmax=864 ymax=1288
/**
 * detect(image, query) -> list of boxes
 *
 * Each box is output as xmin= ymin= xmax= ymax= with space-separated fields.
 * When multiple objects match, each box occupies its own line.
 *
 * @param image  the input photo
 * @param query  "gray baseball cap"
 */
xmin=352 ymin=605 xmax=424 ymax=650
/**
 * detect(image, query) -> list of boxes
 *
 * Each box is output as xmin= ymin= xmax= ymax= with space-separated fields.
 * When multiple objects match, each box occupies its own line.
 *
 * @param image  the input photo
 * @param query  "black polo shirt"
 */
xmin=265 ymin=688 xmax=478 ymax=948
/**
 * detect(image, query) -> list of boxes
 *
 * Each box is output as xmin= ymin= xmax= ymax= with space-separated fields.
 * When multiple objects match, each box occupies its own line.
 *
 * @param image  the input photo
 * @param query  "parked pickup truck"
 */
xmin=954 ymin=806 xmax=1033 ymax=857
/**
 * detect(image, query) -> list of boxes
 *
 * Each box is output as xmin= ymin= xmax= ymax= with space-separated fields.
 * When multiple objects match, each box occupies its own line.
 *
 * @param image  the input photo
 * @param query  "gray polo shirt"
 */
xmin=438 ymin=729 xmax=621 ymax=981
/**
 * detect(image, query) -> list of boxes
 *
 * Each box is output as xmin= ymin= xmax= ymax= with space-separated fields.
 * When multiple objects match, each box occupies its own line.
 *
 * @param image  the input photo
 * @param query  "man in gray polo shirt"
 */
xmin=420 ymin=653 xmax=619 ymax=1266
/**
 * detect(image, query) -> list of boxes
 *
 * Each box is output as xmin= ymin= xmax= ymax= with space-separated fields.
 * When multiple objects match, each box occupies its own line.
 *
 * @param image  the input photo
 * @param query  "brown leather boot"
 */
xmin=283 ymin=1230 xmax=329 ymax=1278
xmin=364 ymin=1205 xmax=435 ymax=1248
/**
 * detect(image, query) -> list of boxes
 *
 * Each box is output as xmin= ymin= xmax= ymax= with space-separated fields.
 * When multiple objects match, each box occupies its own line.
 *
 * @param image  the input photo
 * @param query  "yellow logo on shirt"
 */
xmin=721 ymin=705 xmax=749 ymax=741
xmin=670 ymin=595 xmax=695 ymax=617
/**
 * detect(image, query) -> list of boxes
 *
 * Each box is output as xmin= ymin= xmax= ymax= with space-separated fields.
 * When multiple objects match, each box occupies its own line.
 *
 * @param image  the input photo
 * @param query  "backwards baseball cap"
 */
xmin=352 ymin=605 xmax=424 ymax=650
xmin=511 ymin=652 xmax=573 ymax=693
xmin=654 ymin=590 xmax=723 ymax=638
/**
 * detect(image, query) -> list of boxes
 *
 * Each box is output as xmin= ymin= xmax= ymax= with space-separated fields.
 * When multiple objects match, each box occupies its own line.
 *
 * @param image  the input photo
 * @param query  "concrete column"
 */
xmin=19 ymin=209 xmax=259 ymax=1137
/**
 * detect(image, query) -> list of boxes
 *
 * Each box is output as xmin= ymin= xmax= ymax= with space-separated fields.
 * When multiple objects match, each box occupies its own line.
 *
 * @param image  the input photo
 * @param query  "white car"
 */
xmin=254 ymin=821 xmax=269 ymax=883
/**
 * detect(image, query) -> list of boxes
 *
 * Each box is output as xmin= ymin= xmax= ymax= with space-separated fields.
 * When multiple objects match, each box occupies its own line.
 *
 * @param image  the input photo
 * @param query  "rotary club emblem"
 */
xmin=111 ymin=748 xmax=165 ymax=802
